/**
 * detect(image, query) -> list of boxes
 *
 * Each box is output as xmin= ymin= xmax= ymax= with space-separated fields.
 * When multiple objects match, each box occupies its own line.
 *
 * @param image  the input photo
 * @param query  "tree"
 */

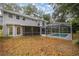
xmin=23 ymin=4 xmax=37 ymax=15
xmin=3 ymin=3 xmax=21 ymax=12
xmin=36 ymin=9 xmax=44 ymax=18
xmin=50 ymin=3 xmax=68 ymax=22
xmin=43 ymin=14 xmax=50 ymax=22
xmin=3 ymin=3 xmax=14 ymax=11
xmin=51 ymin=3 xmax=79 ymax=22
xmin=13 ymin=4 xmax=21 ymax=12
xmin=50 ymin=3 xmax=79 ymax=33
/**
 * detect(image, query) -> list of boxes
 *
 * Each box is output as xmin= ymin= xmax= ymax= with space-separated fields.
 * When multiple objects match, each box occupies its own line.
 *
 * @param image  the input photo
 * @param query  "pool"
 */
xmin=51 ymin=33 xmax=68 ymax=37
xmin=47 ymin=33 xmax=72 ymax=40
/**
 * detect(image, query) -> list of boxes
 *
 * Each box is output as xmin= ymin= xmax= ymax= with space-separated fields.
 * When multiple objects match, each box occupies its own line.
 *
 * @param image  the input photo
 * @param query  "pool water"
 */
xmin=47 ymin=33 xmax=72 ymax=40
xmin=50 ymin=33 xmax=68 ymax=37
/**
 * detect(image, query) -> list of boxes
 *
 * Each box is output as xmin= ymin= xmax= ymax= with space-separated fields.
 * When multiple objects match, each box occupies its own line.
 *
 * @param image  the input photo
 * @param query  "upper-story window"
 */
xmin=23 ymin=17 xmax=26 ymax=21
xmin=38 ymin=23 xmax=40 ymax=26
xmin=3 ymin=11 xmax=7 ymax=14
xmin=42 ymin=22 xmax=45 ymax=26
xmin=8 ymin=13 xmax=13 ymax=18
xmin=16 ymin=15 xmax=20 ymax=19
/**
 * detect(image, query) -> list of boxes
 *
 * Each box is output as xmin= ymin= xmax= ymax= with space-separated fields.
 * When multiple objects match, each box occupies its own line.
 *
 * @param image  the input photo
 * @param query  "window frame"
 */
xmin=16 ymin=15 xmax=20 ymax=19
xmin=8 ymin=26 xmax=13 ymax=35
xmin=8 ymin=13 xmax=13 ymax=18
xmin=17 ymin=26 xmax=20 ymax=35
xmin=22 ymin=17 xmax=26 ymax=21
xmin=42 ymin=21 xmax=45 ymax=26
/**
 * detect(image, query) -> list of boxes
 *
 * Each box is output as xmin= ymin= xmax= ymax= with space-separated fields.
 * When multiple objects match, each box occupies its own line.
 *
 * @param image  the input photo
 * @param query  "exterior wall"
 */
xmin=7 ymin=25 xmax=23 ymax=36
xmin=3 ymin=25 xmax=8 ymax=36
xmin=0 ymin=4 xmax=3 ymax=10
xmin=0 ymin=10 xmax=47 ymax=36
xmin=0 ymin=16 xmax=3 ymax=25
xmin=0 ymin=9 xmax=3 ymax=25
xmin=2 ymin=12 xmax=43 ymax=27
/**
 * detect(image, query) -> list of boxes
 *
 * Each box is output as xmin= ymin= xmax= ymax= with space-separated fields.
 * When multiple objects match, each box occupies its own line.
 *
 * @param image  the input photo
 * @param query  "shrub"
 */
xmin=73 ymin=39 xmax=79 ymax=45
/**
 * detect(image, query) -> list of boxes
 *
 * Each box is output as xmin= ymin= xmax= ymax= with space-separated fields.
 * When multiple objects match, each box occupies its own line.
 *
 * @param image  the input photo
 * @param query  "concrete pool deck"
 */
xmin=41 ymin=33 xmax=72 ymax=40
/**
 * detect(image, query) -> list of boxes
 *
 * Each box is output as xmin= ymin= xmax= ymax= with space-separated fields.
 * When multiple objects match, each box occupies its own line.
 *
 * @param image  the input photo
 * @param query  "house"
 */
xmin=0 ymin=8 xmax=47 ymax=37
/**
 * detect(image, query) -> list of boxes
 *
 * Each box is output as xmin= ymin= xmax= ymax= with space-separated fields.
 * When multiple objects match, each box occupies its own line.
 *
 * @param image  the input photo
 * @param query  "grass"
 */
xmin=73 ymin=39 xmax=79 ymax=44
xmin=0 ymin=35 xmax=79 ymax=56
xmin=0 ymin=30 xmax=2 ymax=37
xmin=72 ymin=33 xmax=79 ymax=45
xmin=73 ymin=33 xmax=79 ymax=40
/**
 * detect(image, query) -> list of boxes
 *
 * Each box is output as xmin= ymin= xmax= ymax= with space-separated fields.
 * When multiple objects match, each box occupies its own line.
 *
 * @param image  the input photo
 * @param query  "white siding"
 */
xmin=0 ymin=10 xmax=2 ymax=15
xmin=0 ymin=16 xmax=3 ymax=25
xmin=3 ymin=13 xmax=43 ymax=27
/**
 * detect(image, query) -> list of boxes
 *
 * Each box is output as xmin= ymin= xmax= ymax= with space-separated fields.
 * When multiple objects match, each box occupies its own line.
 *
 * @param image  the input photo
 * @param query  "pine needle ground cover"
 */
xmin=0 ymin=36 xmax=79 ymax=56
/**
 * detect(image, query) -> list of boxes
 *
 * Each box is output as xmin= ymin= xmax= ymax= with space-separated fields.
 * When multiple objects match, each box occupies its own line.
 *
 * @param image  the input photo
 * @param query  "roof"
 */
xmin=47 ymin=22 xmax=71 ymax=27
xmin=1 ymin=9 xmax=48 ymax=22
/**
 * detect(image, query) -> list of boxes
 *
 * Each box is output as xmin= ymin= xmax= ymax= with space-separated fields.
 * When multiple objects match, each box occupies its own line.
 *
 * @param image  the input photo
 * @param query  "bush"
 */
xmin=73 ymin=39 xmax=79 ymax=45
xmin=76 ymin=31 xmax=79 ymax=33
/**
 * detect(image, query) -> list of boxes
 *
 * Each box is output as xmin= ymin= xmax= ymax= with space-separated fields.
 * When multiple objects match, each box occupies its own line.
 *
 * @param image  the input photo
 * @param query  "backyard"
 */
xmin=0 ymin=35 xmax=79 ymax=56
xmin=0 ymin=3 xmax=79 ymax=56
xmin=0 ymin=26 xmax=2 ymax=37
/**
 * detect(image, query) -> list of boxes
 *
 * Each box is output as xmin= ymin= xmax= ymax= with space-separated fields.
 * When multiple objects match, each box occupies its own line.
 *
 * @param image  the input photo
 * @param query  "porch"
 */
xmin=2 ymin=25 xmax=42 ymax=36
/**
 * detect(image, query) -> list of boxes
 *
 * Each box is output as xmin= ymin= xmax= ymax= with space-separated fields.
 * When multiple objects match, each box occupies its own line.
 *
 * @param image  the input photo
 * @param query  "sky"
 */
xmin=18 ymin=3 xmax=53 ymax=14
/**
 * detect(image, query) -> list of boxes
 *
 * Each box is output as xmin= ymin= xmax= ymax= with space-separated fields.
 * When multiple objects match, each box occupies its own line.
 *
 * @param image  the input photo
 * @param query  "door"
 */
xmin=17 ymin=26 xmax=21 ymax=35
xmin=8 ymin=26 xmax=13 ymax=36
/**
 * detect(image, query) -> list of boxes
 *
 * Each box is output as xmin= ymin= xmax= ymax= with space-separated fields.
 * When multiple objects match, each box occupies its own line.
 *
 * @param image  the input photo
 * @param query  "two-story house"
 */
xmin=0 ymin=8 xmax=47 ymax=37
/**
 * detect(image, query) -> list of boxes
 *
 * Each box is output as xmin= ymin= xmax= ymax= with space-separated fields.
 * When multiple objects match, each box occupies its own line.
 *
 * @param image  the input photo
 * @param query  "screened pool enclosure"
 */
xmin=41 ymin=22 xmax=72 ymax=40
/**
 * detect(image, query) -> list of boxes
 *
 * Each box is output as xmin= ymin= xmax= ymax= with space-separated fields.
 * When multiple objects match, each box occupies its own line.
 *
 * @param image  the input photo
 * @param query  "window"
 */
xmin=16 ymin=15 xmax=20 ymax=19
xmin=17 ymin=27 xmax=20 ymax=35
xmin=42 ymin=22 xmax=45 ymax=26
xmin=8 ymin=13 xmax=13 ymax=18
xmin=38 ymin=23 xmax=40 ymax=26
xmin=8 ymin=26 xmax=13 ymax=35
xmin=23 ymin=17 xmax=26 ymax=21
xmin=3 ymin=11 xmax=7 ymax=14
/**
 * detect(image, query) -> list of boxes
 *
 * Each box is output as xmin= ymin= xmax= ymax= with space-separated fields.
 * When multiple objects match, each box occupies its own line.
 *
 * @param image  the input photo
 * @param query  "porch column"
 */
xmin=40 ymin=26 xmax=42 ymax=35
xmin=20 ymin=26 xmax=23 ymax=36
xmin=31 ymin=27 xmax=33 ymax=35
xmin=71 ymin=24 xmax=72 ymax=40
xmin=45 ymin=27 xmax=46 ymax=35
xmin=13 ymin=25 xmax=16 ymax=36
xmin=51 ymin=26 xmax=52 ymax=34
xmin=59 ymin=24 xmax=60 ymax=34
xmin=3 ymin=25 xmax=8 ymax=37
